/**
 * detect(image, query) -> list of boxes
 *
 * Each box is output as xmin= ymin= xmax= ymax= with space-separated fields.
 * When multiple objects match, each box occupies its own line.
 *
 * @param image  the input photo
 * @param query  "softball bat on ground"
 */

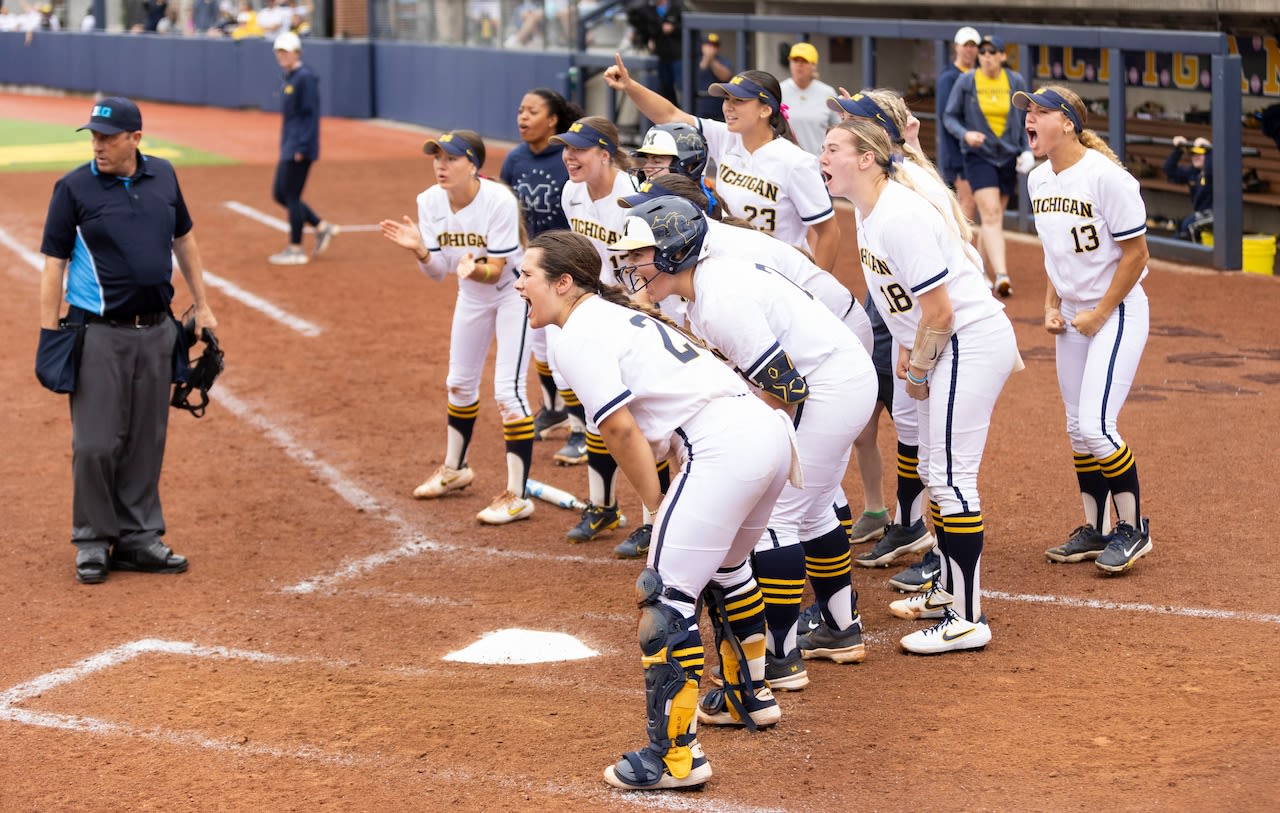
xmin=525 ymin=478 xmax=588 ymax=511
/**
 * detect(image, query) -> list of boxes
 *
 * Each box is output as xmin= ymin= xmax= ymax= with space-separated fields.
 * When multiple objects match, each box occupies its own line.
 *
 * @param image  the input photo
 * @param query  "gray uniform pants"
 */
xmin=70 ymin=318 xmax=176 ymax=552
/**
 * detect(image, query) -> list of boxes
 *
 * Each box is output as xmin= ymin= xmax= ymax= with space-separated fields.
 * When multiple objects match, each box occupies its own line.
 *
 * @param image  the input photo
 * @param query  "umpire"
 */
xmin=39 ymin=96 xmax=218 ymax=585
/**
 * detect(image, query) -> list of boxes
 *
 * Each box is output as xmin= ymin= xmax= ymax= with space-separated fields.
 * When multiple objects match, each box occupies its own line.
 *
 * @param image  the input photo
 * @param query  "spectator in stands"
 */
xmin=142 ymin=0 xmax=167 ymax=31
xmin=230 ymin=0 xmax=262 ymax=38
xmin=943 ymin=34 xmax=1031 ymax=298
xmin=257 ymin=0 xmax=291 ymax=37
xmin=1164 ymin=136 xmax=1213 ymax=241
xmin=0 ymin=6 xmax=15 ymax=32
xmin=780 ymin=41 xmax=839 ymax=157
xmin=937 ymin=25 xmax=980 ymax=222
xmin=694 ymin=33 xmax=733 ymax=121
xmin=635 ymin=0 xmax=682 ymax=105
xmin=193 ymin=0 xmax=220 ymax=34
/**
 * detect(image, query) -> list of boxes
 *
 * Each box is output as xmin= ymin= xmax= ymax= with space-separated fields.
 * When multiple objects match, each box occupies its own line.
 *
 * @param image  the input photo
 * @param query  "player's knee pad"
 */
xmin=634 ymin=577 xmax=702 ymax=779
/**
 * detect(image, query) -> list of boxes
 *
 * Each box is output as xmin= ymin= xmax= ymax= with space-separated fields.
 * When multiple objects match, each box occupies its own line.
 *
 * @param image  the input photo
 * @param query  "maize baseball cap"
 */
xmin=1190 ymin=137 xmax=1212 ymax=154
xmin=1012 ymin=88 xmax=1083 ymax=133
xmin=422 ymin=132 xmax=483 ymax=168
xmin=789 ymin=42 xmax=819 ymax=64
xmin=954 ymin=26 xmax=980 ymax=46
xmin=273 ymin=31 xmax=302 ymax=52
xmin=702 ymin=32 xmax=721 ymax=46
xmin=78 ymin=97 xmax=142 ymax=135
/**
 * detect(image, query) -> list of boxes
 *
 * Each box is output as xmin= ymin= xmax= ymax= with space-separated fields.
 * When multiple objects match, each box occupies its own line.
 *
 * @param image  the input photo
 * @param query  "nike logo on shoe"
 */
xmin=507 ymin=504 xmax=527 ymax=517
xmin=941 ymin=626 xmax=975 ymax=642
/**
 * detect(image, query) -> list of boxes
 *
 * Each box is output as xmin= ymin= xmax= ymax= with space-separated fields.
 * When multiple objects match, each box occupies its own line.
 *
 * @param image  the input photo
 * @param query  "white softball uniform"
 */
xmin=703 ymin=218 xmax=873 ymax=351
xmin=856 ymin=179 xmax=1018 ymax=515
xmin=1028 ymin=147 xmax=1150 ymax=460
xmin=685 ymin=256 xmax=877 ymax=546
xmin=697 ymin=118 xmax=834 ymax=249
xmin=550 ymin=295 xmax=792 ymax=603
xmin=561 ymin=172 xmax=634 ymax=287
xmin=416 ymin=178 xmax=531 ymax=420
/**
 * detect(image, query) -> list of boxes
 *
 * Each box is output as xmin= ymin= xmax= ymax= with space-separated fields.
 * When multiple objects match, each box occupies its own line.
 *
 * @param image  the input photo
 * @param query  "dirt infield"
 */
xmin=1 ymin=93 xmax=1277 ymax=812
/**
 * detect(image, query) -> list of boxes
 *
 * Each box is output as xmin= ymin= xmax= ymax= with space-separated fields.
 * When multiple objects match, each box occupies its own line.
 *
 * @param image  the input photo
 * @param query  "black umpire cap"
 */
xmin=78 ymin=97 xmax=143 ymax=135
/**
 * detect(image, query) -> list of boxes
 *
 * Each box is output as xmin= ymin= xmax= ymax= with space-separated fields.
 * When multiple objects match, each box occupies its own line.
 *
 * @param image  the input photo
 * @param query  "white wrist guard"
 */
xmin=909 ymin=323 xmax=952 ymax=371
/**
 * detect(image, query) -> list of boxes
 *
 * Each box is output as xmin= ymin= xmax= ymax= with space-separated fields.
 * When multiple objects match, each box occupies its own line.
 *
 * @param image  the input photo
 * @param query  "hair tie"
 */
xmin=699 ymin=178 xmax=719 ymax=214
xmin=778 ymin=103 xmax=790 ymax=122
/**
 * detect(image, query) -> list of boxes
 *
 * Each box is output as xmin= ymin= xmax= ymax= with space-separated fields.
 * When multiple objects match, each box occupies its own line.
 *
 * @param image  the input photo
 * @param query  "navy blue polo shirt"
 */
xmin=41 ymin=152 xmax=192 ymax=319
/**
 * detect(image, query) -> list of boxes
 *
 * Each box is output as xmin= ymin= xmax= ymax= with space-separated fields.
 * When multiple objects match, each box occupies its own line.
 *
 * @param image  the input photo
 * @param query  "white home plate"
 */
xmin=443 ymin=629 xmax=598 ymax=664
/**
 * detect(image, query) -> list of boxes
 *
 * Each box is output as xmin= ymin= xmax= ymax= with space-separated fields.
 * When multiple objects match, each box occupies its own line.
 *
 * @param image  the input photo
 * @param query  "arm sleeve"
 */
xmin=943 ymin=75 xmax=971 ymax=143
xmin=296 ymin=72 xmax=320 ymax=158
xmin=1101 ymin=168 xmax=1149 ymax=241
xmin=39 ymin=179 xmax=77 ymax=259
xmin=172 ymin=172 xmax=194 ymax=239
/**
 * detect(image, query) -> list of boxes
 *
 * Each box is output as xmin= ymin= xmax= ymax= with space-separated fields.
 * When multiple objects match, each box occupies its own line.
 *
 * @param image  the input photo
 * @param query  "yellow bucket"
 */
xmin=1200 ymin=232 xmax=1277 ymax=275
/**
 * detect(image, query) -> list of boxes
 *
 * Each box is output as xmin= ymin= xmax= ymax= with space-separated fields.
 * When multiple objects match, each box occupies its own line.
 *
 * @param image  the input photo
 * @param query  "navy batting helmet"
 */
xmin=610 ymin=196 xmax=707 ymax=277
xmin=632 ymin=123 xmax=709 ymax=179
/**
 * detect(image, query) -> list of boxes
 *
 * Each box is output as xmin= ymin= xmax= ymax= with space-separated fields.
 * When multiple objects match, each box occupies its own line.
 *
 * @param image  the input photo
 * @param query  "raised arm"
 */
xmin=603 ymin=52 xmax=695 ymax=127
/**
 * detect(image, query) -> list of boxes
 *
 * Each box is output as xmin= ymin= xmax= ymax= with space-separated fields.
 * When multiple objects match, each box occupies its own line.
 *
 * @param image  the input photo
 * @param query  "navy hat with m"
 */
xmin=78 ymin=97 xmax=143 ymax=135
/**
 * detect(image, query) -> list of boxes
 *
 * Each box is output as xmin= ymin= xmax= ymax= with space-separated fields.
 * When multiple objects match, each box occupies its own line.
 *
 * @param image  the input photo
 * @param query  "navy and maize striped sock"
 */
xmin=534 ymin=358 xmax=558 ymax=411
xmin=753 ymin=543 xmax=807 ymax=656
xmin=445 ymin=400 xmax=480 ymax=468
xmin=1099 ymin=444 xmax=1141 ymax=528
xmin=585 ymin=431 xmax=618 ymax=507
xmin=802 ymin=524 xmax=857 ymax=629
xmin=1073 ymin=452 xmax=1112 ymax=532
xmin=896 ymin=443 xmax=925 ymax=526
xmin=939 ymin=511 xmax=983 ymax=621
xmin=503 ymin=416 xmax=535 ymax=496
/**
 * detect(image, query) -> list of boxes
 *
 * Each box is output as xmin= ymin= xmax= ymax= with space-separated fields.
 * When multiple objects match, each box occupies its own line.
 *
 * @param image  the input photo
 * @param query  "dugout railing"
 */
xmin=678 ymin=13 xmax=1242 ymax=271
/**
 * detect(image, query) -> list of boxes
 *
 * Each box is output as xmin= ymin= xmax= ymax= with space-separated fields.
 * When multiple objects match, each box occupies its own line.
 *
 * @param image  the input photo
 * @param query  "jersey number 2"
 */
xmin=630 ymin=314 xmax=698 ymax=363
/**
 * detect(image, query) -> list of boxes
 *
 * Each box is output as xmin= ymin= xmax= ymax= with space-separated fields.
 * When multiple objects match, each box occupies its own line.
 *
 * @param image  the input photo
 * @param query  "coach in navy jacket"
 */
xmin=269 ymin=31 xmax=337 ymax=265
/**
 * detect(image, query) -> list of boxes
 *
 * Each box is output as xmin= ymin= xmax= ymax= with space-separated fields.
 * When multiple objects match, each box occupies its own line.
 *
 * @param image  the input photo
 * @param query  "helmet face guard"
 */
xmin=611 ymin=196 xmax=708 ymax=285
xmin=632 ymin=123 xmax=709 ymax=179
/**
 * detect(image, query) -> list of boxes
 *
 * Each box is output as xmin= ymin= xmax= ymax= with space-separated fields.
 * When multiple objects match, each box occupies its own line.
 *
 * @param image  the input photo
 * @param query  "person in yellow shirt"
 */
xmin=942 ymin=35 xmax=1032 ymax=297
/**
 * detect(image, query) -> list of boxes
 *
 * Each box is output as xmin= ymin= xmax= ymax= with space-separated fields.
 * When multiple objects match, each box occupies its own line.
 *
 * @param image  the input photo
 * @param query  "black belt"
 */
xmin=81 ymin=311 xmax=169 ymax=328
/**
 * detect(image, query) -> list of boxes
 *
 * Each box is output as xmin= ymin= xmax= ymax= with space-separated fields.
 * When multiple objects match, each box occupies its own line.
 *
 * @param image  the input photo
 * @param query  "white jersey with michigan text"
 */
xmin=561 ymin=172 xmax=634 ymax=286
xmin=417 ymin=178 xmax=524 ymax=301
xmin=1027 ymin=148 xmax=1149 ymax=304
xmin=697 ymin=118 xmax=834 ymax=249
xmin=856 ymin=180 xmax=1003 ymax=347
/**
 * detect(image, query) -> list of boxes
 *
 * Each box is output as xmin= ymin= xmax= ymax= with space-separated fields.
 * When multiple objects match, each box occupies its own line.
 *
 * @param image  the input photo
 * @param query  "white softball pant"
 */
xmin=1056 ymin=287 xmax=1149 ymax=460
xmin=915 ymin=313 xmax=1019 ymax=516
xmin=446 ymin=290 xmax=532 ymax=421
xmin=649 ymin=395 xmax=793 ymax=602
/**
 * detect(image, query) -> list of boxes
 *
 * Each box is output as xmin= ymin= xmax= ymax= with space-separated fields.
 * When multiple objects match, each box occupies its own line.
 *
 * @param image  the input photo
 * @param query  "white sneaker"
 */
xmin=889 ymin=583 xmax=954 ymax=620
xmin=314 ymin=223 xmax=339 ymax=256
xmin=477 ymin=491 xmax=534 ymax=525
xmin=900 ymin=609 xmax=991 ymax=655
xmin=268 ymin=245 xmax=309 ymax=266
xmin=412 ymin=465 xmax=474 ymax=499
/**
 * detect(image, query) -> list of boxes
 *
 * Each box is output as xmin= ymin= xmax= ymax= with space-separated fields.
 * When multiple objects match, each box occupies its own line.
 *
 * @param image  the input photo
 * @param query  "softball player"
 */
xmin=500 ymin=88 xmax=584 ymax=443
xmin=629 ymin=121 xmax=709 ymax=186
xmin=1015 ymin=85 xmax=1153 ymax=573
xmin=545 ymin=116 xmax=651 ymax=548
xmin=830 ymin=90 xmax=983 ymax=577
xmin=603 ymin=54 xmax=841 ymax=270
xmin=823 ymin=118 xmax=1020 ymax=654
xmin=515 ymin=230 xmax=794 ymax=791
xmin=619 ymin=173 xmax=876 ymax=572
xmin=612 ymin=196 xmax=878 ymax=686
xmin=378 ymin=130 xmax=535 ymax=526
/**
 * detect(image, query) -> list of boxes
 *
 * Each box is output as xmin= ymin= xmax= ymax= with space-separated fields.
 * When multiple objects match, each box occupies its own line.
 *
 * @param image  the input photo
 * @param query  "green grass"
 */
xmin=0 ymin=119 xmax=236 ymax=173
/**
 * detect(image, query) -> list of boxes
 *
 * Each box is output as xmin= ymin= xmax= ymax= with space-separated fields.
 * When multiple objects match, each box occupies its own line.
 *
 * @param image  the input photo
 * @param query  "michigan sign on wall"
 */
xmin=1005 ymin=35 xmax=1280 ymax=97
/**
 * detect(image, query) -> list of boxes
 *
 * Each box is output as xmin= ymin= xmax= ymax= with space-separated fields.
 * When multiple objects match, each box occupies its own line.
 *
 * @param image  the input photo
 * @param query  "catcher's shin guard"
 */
xmin=604 ymin=568 xmax=710 ymax=790
xmin=697 ymin=577 xmax=779 ymax=729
